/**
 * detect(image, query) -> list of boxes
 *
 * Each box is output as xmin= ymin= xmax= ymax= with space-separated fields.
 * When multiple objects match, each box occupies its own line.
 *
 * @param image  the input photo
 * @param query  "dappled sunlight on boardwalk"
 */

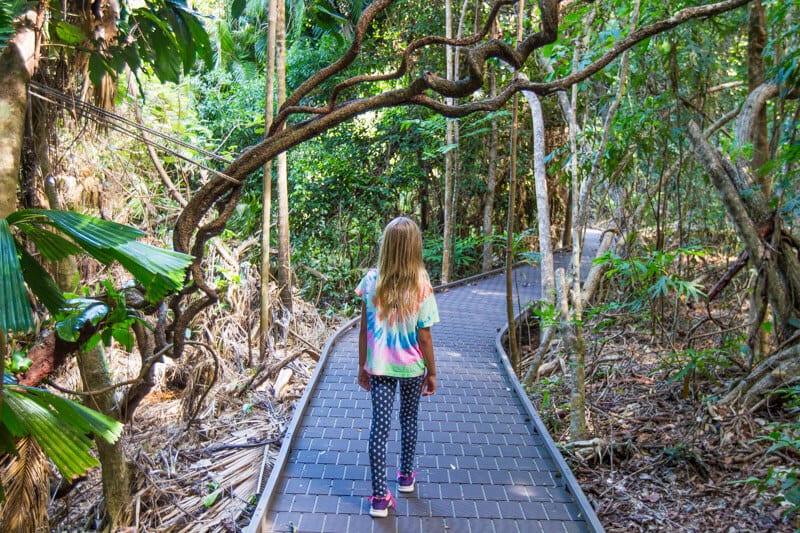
xmin=247 ymin=233 xmax=604 ymax=533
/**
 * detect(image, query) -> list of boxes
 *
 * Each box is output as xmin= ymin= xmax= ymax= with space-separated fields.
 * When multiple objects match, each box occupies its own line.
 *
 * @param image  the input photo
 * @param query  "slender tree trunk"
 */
xmin=441 ymin=0 xmax=454 ymax=284
xmin=276 ymin=0 xmax=292 ymax=313
xmin=482 ymin=60 xmax=498 ymax=272
xmin=0 ymin=12 xmax=36 ymax=218
xmin=505 ymin=0 xmax=525 ymax=373
xmin=260 ymin=0 xmax=279 ymax=360
xmin=748 ymin=0 xmax=768 ymax=190
xmin=77 ymin=344 xmax=131 ymax=529
xmin=505 ymin=91 xmax=520 ymax=372
xmin=556 ymin=269 xmax=588 ymax=439
xmin=745 ymin=0 xmax=769 ymax=361
xmin=0 ymin=10 xmax=37 ymax=424
xmin=521 ymin=84 xmax=554 ymax=301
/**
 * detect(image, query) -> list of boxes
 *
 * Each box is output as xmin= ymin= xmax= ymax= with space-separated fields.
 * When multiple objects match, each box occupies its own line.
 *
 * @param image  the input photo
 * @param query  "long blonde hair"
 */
xmin=374 ymin=217 xmax=430 ymax=323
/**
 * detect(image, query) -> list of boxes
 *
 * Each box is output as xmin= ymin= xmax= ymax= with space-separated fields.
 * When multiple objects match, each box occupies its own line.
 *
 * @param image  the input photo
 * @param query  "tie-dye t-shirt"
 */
xmin=355 ymin=268 xmax=440 ymax=377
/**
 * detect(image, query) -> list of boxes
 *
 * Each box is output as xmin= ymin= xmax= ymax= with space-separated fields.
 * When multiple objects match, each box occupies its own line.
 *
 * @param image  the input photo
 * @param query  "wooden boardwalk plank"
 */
xmin=248 ymin=236 xmax=605 ymax=533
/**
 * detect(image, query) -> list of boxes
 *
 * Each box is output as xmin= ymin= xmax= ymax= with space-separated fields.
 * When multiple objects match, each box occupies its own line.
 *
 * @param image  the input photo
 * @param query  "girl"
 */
xmin=355 ymin=217 xmax=439 ymax=518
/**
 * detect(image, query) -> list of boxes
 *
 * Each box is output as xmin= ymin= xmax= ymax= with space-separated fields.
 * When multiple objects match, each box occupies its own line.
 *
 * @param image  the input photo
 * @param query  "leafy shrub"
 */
xmin=595 ymin=247 xmax=707 ymax=331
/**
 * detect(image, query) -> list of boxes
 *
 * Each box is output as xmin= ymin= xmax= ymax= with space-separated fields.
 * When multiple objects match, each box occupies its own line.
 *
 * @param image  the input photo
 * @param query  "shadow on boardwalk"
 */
xmin=247 ymin=233 xmax=605 ymax=533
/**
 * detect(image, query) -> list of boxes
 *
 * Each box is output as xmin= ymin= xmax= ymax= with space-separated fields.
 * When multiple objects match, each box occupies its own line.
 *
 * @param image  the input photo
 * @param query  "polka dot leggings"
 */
xmin=368 ymin=374 xmax=425 ymax=497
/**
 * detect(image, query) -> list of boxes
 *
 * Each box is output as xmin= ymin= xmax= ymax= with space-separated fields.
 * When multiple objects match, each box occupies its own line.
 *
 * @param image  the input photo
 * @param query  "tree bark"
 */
xmin=276 ymin=0 xmax=292 ymax=313
xmin=747 ymin=0 xmax=769 ymax=193
xmin=504 ymin=0 xmax=525 ymax=373
xmin=76 ymin=344 xmax=131 ymax=529
xmin=441 ymin=0 xmax=454 ymax=284
xmin=556 ymin=269 xmax=587 ymax=439
xmin=482 ymin=59 xmax=499 ymax=272
xmin=260 ymin=0 xmax=279 ymax=360
xmin=0 ymin=11 xmax=36 ymax=219
xmin=520 ymin=81 xmax=554 ymax=302
xmin=689 ymin=112 xmax=800 ymax=340
xmin=723 ymin=342 xmax=800 ymax=410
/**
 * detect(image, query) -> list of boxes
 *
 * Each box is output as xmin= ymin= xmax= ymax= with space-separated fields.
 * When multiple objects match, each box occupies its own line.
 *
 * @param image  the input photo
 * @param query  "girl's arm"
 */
xmin=418 ymin=327 xmax=436 ymax=395
xmin=358 ymin=302 xmax=370 ymax=391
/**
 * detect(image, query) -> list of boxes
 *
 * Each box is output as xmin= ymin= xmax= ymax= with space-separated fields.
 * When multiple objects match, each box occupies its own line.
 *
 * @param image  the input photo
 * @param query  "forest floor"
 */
xmin=525 ymin=315 xmax=800 ymax=532
xmin=47 ymin=280 xmax=800 ymax=532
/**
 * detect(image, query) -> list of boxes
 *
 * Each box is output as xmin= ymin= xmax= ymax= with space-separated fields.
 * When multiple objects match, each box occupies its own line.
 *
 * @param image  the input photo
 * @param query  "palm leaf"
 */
xmin=113 ymin=241 xmax=193 ymax=301
xmin=8 ymin=209 xmax=193 ymax=303
xmin=0 ymin=219 xmax=34 ymax=334
xmin=0 ymin=436 xmax=49 ymax=529
xmin=0 ymin=0 xmax=25 ymax=52
xmin=15 ymin=223 xmax=82 ymax=262
xmin=2 ymin=386 xmax=123 ymax=480
xmin=16 ymin=386 xmax=123 ymax=444
xmin=18 ymin=246 xmax=67 ymax=315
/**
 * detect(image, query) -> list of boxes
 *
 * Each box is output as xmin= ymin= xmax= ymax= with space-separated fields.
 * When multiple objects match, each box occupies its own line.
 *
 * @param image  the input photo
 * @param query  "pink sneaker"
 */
xmin=398 ymin=471 xmax=417 ymax=493
xmin=368 ymin=490 xmax=395 ymax=518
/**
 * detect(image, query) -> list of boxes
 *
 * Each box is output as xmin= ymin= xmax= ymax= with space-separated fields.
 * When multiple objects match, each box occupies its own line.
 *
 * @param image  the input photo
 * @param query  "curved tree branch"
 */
xmin=169 ymin=0 xmax=755 ymax=358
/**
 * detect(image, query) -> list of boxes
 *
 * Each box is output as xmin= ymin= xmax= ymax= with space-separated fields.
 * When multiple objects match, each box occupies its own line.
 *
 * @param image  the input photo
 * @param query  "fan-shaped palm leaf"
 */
xmin=0 ymin=220 xmax=34 ymax=334
xmin=2 ymin=385 xmax=123 ymax=480
xmin=0 ymin=209 xmax=194 ymax=335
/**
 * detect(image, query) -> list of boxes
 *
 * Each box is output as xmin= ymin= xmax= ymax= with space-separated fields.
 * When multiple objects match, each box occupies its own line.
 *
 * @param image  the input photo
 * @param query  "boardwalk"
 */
xmin=248 ymin=238 xmax=604 ymax=533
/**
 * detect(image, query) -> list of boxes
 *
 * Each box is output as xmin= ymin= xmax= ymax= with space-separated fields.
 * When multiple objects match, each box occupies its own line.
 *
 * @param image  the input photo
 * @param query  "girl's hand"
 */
xmin=421 ymin=374 xmax=436 ymax=396
xmin=358 ymin=368 xmax=371 ymax=391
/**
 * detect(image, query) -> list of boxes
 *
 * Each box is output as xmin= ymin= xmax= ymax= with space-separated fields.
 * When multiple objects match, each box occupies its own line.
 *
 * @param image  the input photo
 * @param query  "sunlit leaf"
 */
xmin=0 ymin=220 xmax=34 ymax=334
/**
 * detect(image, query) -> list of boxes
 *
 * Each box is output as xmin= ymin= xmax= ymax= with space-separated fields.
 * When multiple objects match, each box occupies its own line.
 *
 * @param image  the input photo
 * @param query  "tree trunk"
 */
xmin=44 ymin=177 xmax=79 ymax=292
xmin=556 ymin=269 xmax=588 ymax=439
xmin=505 ymin=0 xmax=525 ymax=373
xmin=521 ymin=84 xmax=554 ymax=301
xmin=276 ymin=0 xmax=292 ymax=314
xmin=260 ymin=0 xmax=279 ymax=360
xmin=723 ymin=342 xmax=800 ymax=410
xmin=76 ymin=344 xmax=131 ymax=529
xmin=747 ymin=0 xmax=768 ymax=192
xmin=688 ymin=117 xmax=798 ymax=337
xmin=0 ymin=11 xmax=36 ymax=218
xmin=441 ymin=0 xmax=454 ymax=284
xmin=482 ymin=60 xmax=499 ymax=273
xmin=0 ymin=10 xmax=37 ymax=435
xmin=745 ymin=3 xmax=769 ymax=359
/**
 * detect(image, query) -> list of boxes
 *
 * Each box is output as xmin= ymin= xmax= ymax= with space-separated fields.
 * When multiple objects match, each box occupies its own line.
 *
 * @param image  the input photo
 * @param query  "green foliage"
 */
xmin=595 ymin=246 xmax=707 ymax=319
xmin=526 ymin=376 xmax=564 ymax=434
xmin=43 ymin=1 xmax=212 ymax=86
xmin=203 ymin=481 xmax=222 ymax=508
xmin=287 ymin=33 xmax=351 ymax=99
xmin=1 ymin=383 xmax=123 ymax=482
xmin=5 ymin=210 xmax=193 ymax=317
xmin=55 ymin=281 xmax=144 ymax=353
xmin=0 ymin=209 xmax=190 ymax=501
xmin=488 ymin=228 xmax=543 ymax=265
xmin=664 ymin=347 xmax=733 ymax=399
xmin=0 ymin=0 xmax=25 ymax=51
xmin=0 ymin=219 xmax=35 ymax=333
xmin=4 ymin=351 xmax=31 ymax=375
xmin=764 ymin=0 xmax=799 ymax=88
xmin=190 ymin=68 xmax=264 ymax=155
xmin=423 ymin=233 xmax=481 ymax=282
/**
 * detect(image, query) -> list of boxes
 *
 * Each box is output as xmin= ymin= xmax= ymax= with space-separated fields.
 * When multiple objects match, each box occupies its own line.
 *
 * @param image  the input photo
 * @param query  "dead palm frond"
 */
xmin=0 ymin=436 xmax=49 ymax=533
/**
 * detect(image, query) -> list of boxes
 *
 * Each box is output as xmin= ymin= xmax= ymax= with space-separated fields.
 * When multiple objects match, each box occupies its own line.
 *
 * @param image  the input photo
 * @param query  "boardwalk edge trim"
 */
xmin=495 ymin=309 xmax=606 ymax=533
xmin=244 ymin=315 xmax=361 ymax=533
